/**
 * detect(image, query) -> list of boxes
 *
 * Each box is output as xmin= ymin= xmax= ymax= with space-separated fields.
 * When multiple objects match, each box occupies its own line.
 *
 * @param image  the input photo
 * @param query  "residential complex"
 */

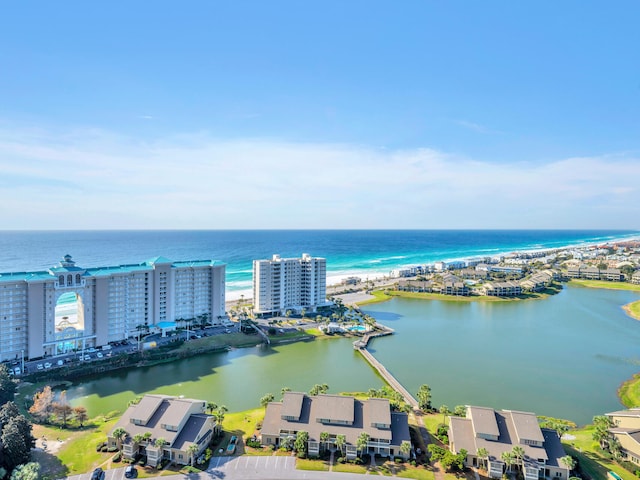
xmin=0 ymin=255 xmax=225 ymax=362
xmin=253 ymin=253 xmax=328 ymax=316
xmin=107 ymin=394 xmax=217 ymax=467
xmin=260 ymin=392 xmax=411 ymax=460
xmin=449 ymin=406 xmax=569 ymax=480
xmin=606 ymin=408 xmax=640 ymax=466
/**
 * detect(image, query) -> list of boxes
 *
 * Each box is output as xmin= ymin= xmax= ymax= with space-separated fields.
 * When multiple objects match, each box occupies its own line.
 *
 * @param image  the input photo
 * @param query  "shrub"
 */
xmin=337 ymin=456 xmax=345 ymax=464
xmin=107 ymin=446 xmax=118 ymax=453
xmin=395 ymin=457 xmax=404 ymax=464
xmin=100 ymin=446 xmax=108 ymax=452
xmin=246 ymin=438 xmax=262 ymax=448
xmin=96 ymin=442 xmax=106 ymax=452
xmin=113 ymin=452 xmax=122 ymax=462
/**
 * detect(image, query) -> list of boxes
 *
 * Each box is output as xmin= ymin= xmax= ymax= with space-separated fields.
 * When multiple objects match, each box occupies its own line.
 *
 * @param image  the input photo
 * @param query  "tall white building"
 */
xmin=253 ymin=253 xmax=328 ymax=316
xmin=0 ymin=255 xmax=225 ymax=362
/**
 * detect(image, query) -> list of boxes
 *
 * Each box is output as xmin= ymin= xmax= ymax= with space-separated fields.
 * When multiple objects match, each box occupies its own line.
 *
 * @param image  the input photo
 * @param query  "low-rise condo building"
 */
xmin=449 ymin=406 xmax=569 ymax=480
xmin=606 ymin=408 xmax=640 ymax=465
xmin=0 ymin=255 xmax=225 ymax=362
xmin=107 ymin=394 xmax=217 ymax=467
xmin=253 ymin=253 xmax=328 ymax=316
xmin=261 ymin=392 xmax=411 ymax=460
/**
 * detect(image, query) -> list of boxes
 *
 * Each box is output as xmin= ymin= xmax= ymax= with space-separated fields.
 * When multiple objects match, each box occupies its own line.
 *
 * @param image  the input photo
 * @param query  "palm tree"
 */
xmin=400 ymin=440 xmax=411 ymax=459
xmin=216 ymin=405 xmax=228 ymax=425
xmin=511 ymin=445 xmax=525 ymax=471
xmin=560 ymin=455 xmax=576 ymax=473
xmin=320 ymin=431 xmax=330 ymax=452
xmin=501 ymin=451 xmax=514 ymax=473
xmin=187 ymin=444 xmax=199 ymax=466
xmin=416 ymin=384 xmax=432 ymax=411
xmin=476 ymin=447 xmax=489 ymax=471
xmin=207 ymin=402 xmax=218 ymax=414
xmin=112 ymin=427 xmax=127 ymax=451
xmin=260 ymin=393 xmax=275 ymax=408
xmin=281 ymin=387 xmax=291 ymax=399
xmin=439 ymin=404 xmax=450 ymax=423
xmin=357 ymin=432 xmax=370 ymax=456
xmin=335 ymin=434 xmax=346 ymax=456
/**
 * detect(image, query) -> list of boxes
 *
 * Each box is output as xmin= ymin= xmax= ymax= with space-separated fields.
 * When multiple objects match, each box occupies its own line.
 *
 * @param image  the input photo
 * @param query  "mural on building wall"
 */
xmin=54 ymin=291 xmax=85 ymax=353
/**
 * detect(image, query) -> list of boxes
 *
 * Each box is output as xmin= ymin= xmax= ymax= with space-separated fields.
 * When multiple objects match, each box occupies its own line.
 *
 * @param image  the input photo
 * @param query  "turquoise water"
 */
xmin=0 ymin=230 xmax=637 ymax=297
xmin=348 ymin=325 xmax=367 ymax=332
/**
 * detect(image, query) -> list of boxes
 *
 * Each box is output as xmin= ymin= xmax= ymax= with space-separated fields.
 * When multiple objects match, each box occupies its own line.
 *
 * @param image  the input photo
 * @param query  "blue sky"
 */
xmin=1 ymin=1 xmax=639 ymax=229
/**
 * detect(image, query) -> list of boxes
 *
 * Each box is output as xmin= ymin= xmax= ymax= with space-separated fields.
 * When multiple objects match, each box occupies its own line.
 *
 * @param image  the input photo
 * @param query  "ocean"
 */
xmin=0 ymin=230 xmax=637 ymax=299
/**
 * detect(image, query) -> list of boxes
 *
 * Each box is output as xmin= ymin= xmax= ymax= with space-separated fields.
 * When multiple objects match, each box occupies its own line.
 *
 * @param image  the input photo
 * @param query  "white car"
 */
xmin=96 ymin=352 xmax=103 ymax=358
xmin=37 ymin=363 xmax=44 ymax=370
xmin=44 ymin=362 xmax=52 ymax=369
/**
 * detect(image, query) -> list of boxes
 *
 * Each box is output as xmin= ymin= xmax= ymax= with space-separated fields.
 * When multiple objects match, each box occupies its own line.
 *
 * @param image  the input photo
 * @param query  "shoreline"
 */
xmin=225 ymin=233 xmax=640 ymax=301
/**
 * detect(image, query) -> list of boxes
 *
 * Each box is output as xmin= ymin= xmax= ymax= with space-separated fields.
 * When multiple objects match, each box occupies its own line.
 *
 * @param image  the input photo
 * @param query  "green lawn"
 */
xmin=618 ymin=373 xmax=640 ymax=408
xmin=176 ymin=332 xmax=262 ymax=352
xmin=214 ymin=408 xmax=266 ymax=456
xmin=623 ymin=300 xmax=640 ymax=321
xmin=296 ymin=458 xmax=330 ymax=471
xmin=396 ymin=467 xmax=436 ymax=480
xmin=357 ymin=288 xmax=557 ymax=306
xmin=332 ymin=462 xmax=369 ymax=474
xmin=356 ymin=290 xmax=394 ymax=305
xmin=563 ymin=425 xmax=638 ymax=480
xmin=55 ymin=417 xmax=119 ymax=474
xmin=570 ymin=279 xmax=640 ymax=292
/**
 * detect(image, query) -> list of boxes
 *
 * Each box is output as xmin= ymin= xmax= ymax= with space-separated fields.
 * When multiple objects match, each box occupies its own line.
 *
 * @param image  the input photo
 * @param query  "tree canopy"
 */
xmin=0 ymin=365 xmax=16 ymax=407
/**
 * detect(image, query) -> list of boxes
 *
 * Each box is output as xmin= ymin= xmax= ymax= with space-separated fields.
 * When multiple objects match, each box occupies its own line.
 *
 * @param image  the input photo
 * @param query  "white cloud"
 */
xmin=0 ymin=125 xmax=638 ymax=229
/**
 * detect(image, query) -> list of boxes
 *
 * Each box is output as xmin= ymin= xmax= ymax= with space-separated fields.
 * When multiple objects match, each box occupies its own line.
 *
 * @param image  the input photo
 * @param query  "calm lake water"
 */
xmin=66 ymin=285 xmax=640 ymax=425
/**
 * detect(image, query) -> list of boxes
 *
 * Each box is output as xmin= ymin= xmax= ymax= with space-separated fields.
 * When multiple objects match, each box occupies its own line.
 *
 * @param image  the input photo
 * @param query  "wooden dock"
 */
xmin=354 ymin=324 xmax=419 ymax=410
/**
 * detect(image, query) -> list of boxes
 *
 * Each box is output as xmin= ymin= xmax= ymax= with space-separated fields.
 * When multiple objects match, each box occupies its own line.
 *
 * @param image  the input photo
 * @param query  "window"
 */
xmin=59 ymin=275 xmax=64 ymax=285
xmin=67 ymin=275 xmax=72 ymax=286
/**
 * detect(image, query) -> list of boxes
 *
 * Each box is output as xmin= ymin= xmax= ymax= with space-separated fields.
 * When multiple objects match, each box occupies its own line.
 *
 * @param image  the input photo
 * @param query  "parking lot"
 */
xmin=209 ymin=455 xmax=296 ymax=476
xmin=62 ymin=455 xmax=377 ymax=480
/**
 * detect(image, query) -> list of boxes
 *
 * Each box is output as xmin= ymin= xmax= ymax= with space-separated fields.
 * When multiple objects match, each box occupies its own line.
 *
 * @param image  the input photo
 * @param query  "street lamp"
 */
xmin=21 ymin=349 xmax=24 ymax=375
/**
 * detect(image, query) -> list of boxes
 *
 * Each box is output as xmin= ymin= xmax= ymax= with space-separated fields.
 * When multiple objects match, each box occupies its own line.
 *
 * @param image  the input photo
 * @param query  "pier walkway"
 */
xmin=354 ymin=324 xmax=419 ymax=410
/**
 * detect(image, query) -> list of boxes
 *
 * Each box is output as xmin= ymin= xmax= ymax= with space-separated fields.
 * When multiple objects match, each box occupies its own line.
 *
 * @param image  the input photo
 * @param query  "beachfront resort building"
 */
xmin=253 ymin=253 xmax=328 ymax=316
xmin=449 ymin=406 xmax=569 ymax=480
xmin=107 ymin=394 xmax=217 ymax=467
xmin=0 ymin=255 xmax=225 ymax=362
xmin=261 ymin=392 xmax=411 ymax=460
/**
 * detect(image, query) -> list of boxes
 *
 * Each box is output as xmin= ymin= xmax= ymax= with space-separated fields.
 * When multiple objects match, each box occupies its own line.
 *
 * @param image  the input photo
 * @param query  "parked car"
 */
xmin=124 ymin=465 xmax=137 ymax=478
xmin=44 ymin=362 xmax=52 ymax=369
xmin=91 ymin=468 xmax=105 ymax=480
xmin=96 ymin=352 xmax=103 ymax=358
xmin=57 ymin=359 xmax=64 ymax=366
xmin=37 ymin=364 xmax=44 ymax=370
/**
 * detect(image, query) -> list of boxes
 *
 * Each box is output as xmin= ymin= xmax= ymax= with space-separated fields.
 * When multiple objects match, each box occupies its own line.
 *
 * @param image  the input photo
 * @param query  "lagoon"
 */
xmin=363 ymin=285 xmax=640 ymax=425
xmin=66 ymin=285 xmax=640 ymax=425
